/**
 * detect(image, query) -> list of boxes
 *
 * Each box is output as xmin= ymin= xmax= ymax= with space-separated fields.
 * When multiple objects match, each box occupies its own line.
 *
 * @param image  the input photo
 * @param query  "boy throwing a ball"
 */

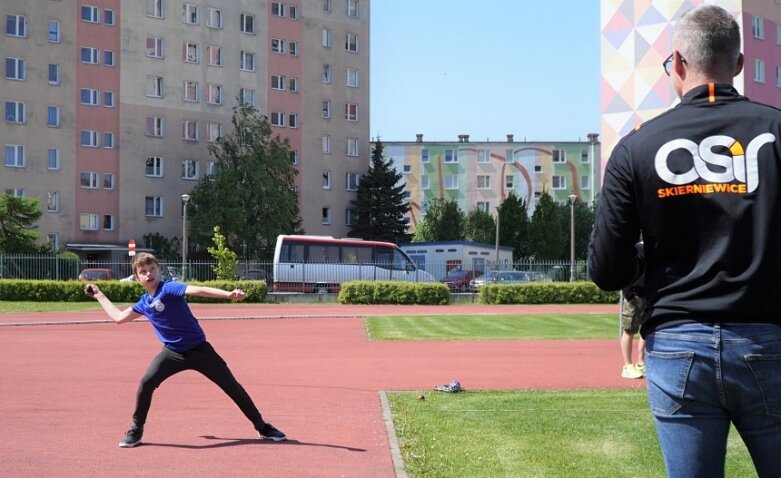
xmin=85 ymin=252 xmax=286 ymax=447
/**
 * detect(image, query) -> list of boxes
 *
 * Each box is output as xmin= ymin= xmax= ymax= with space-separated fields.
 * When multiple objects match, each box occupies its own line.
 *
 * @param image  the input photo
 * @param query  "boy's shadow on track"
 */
xmin=140 ymin=435 xmax=366 ymax=452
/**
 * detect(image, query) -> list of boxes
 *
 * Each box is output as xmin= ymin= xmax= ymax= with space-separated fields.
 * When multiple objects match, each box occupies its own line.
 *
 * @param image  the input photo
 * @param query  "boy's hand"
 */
xmin=84 ymin=283 xmax=101 ymax=298
xmin=228 ymin=289 xmax=246 ymax=301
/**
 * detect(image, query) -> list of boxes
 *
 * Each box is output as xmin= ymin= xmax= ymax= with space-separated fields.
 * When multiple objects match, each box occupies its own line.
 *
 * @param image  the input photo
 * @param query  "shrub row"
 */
xmin=1 ymin=280 xmax=268 ymax=303
xmin=338 ymin=280 xmax=450 ymax=305
xmin=478 ymin=282 xmax=620 ymax=304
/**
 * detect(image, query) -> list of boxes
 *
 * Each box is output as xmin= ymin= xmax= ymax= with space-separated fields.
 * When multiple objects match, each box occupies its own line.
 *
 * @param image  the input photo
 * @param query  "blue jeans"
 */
xmin=645 ymin=322 xmax=781 ymax=478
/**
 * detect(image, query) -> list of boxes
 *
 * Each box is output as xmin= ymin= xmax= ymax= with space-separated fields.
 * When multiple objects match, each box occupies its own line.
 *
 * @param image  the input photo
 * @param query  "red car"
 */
xmin=438 ymin=269 xmax=476 ymax=292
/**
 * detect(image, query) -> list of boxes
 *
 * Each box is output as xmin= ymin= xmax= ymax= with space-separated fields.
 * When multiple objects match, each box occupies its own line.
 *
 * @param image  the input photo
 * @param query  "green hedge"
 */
xmin=0 ymin=280 xmax=268 ymax=303
xmin=478 ymin=282 xmax=620 ymax=304
xmin=338 ymin=280 xmax=450 ymax=305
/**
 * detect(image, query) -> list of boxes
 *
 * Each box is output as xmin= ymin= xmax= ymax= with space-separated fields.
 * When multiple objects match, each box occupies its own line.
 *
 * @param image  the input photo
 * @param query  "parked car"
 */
xmin=438 ymin=268 xmax=476 ymax=292
xmin=166 ymin=266 xmax=184 ymax=281
xmin=119 ymin=263 xmax=173 ymax=282
xmin=469 ymin=270 xmax=549 ymax=291
xmin=78 ymin=268 xmax=113 ymax=281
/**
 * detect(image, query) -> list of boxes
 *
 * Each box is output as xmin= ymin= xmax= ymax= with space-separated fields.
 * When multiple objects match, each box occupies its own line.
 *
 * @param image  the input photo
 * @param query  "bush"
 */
xmin=478 ymin=282 xmax=619 ymax=304
xmin=338 ymin=281 xmax=449 ymax=305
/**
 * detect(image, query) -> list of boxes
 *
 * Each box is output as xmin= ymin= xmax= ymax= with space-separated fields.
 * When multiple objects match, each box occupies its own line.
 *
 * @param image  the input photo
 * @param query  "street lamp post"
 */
xmin=587 ymin=133 xmax=599 ymax=203
xmin=181 ymin=194 xmax=190 ymax=280
xmin=569 ymin=194 xmax=577 ymax=282
xmin=494 ymin=206 xmax=500 ymax=265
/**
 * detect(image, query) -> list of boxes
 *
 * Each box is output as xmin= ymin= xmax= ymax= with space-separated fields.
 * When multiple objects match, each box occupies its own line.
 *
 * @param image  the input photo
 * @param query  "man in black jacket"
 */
xmin=589 ymin=5 xmax=781 ymax=477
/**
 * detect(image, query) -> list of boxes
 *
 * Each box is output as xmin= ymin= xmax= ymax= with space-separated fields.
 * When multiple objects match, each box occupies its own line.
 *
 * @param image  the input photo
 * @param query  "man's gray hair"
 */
xmin=673 ymin=4 xmax=741 ymax=78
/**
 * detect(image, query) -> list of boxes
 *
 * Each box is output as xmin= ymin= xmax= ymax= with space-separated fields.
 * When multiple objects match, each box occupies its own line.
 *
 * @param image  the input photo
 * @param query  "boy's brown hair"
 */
xmin=132 ymin=252 xmax=159 ymax=276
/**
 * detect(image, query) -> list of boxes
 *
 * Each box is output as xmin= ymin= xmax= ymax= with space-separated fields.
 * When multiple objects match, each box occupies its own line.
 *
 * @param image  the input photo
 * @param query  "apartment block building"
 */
xmin=380 ymin=134 xmax=601 ymax=231
xmin=600 ymin=0 xmax=781 ymax=172
xmin=1 ymin=0 xmax=369 ymax=260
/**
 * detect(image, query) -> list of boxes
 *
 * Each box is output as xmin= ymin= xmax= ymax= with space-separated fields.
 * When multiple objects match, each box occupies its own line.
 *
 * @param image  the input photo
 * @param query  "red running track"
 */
xmin=0 ymin=304 xmax=640 ymax=478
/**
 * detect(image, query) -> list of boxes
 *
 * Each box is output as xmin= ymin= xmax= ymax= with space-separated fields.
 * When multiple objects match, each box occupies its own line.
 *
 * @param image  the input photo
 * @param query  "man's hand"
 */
xmin=84 ymin=283 xmax=101 ymax=298
xmin=228 ymin=289 xmax=246 ymax=301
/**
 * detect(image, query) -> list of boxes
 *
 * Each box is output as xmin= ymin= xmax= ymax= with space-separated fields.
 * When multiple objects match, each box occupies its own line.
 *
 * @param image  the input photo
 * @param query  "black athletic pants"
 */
xmin=131 ymin=341 xmax=265 ymax=430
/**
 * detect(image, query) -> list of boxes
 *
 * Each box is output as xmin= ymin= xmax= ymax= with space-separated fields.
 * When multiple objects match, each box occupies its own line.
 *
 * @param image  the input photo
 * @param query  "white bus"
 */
xmin=273 ymin=235 xmax=436 ymax=293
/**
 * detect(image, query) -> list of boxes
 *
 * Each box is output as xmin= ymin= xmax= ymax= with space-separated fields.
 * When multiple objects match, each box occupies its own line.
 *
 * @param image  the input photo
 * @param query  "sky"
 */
xmin=369 ymin=0 xmax=602 ymax=143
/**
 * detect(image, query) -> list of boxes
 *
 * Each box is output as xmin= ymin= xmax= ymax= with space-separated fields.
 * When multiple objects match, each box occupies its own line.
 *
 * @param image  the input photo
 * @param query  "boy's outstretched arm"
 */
xmin=185 ymin=285 xmax=246 ymax=301
xmin=84 ymin=284 xmax=142 ymax=324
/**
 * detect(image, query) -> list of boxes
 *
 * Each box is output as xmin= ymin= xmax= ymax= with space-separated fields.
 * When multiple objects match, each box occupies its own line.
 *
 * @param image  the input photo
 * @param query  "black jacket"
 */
xmin=589 ymin=83 xmax=781 ymax=336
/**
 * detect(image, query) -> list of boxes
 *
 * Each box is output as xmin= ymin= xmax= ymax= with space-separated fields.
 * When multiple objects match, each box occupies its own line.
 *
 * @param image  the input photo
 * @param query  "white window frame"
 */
xmin=146 ymin=0 xmax=164 ymax=19
xmin=81 ymin=47 xmax=99 ymax=64
xmin=552 ymin=149 xmax=566 ymax=163
xmin=552 ymin=175 xmax=567 ymax=190
xmin=346 ymin=137 xmax=359 ymax=157
xmin=290 ymin=150 xmax=299 ymax=165
xmin=80 ymin=213 xmax=99 ymax=231
xmin=47 ymin=191 xmax=60 ymax=212
xmin=182 ymin=120 xmax=199 ymax=141
xmin=48 ymin=20 xmax=60 ymax=42
xmin=346 ymin=173 xmax=359 ymax=191
xmin=103 ymin=173 xmax=114 ymax=189
xmin=345 ymin=208 xmax=358 ymax=226
xmin=146 ymin=75 xmax=164 ymax=98
xmin=240 ymin=13 xmax=255 ymax=34
xmin=346 ymin=68 xmax=359 ymax=87
xmin=47 ymin=148 xmax=60 ymax=170
xmin=477 ymin=149 xmax=490 ymax=163
xmin=476 ymin=202 xmax=490 ymax=213
xmin=6 ymin=57 xmax=26 ymax=80
xmin=103 ymin=50 xmax=115 ymax=67
xmin=777 ymin=65 xmax=781 ymax=88
xmin=183 ymin=42 xmax=198 ymax=63
xmin=322 ymin=171 xmax=332 ymax=190
xmin=47 ymin=105 xmax=60 ymax=127
xmin=4 ymin=145 xmax=25 ymax=167
xmin=240 ymin=51 xmax=255 ymax=71
xmin=206 ymin=122 xmax=223 ymax=143
xmin=7 ymin=14 xmax=27 ymax=37
xmin=147 ymin=36 xmax=164 ymax=58
xmin=288 ymin=77 xmax=299 ymax=92
xmin=271 ymin=74 xmax=286 ymax=90
xmin=81 ymin=5 xmax=99 ymax=23
xmin=322 ymin=135 xmax=332 ymax=154
xmin=145 ymin=156 xmax=163 ymax=177
xmin=289 ymin=41 xmax=298 ymax=56
xmin=103 ymin=132 xmax=114 ymax=149
xmin=345 ymin=103 xmax=358 ymax=122
xmin=581 ymin=175 xmax=590 ymax=190
xmin=754 ymin=58 xmax=765 ymax=83
xmin=48 ymin=63 xmax=59 ymax=84
xmin=182 ymin=159 xmax=199 ymax=180
xmin=103 ymin=91 xmax=114 ymax=107
xmin=80 ymin=88 xmax=99 ymax=106
xmin=103 ymin=214 xmax=114 ymax=230
xmin=322 ymin=29 xmax=332 ymax=48
xmin=207 ymin=8 xmax=222 ymax=28
xmin=271 ymin=38 xmax=285 ymax=54
xmin=506 ymin=175 xmax=514 ymax=189
xmin=80 ymin=171 xmax=99 ymax=189
xmin=288 ymin=113 xmax=298 ymax=128
xmin=5 ymin=101 xmax=25 ymax=124
xmin=240 ymin=88 xmax=256 ymax=107
xmin=206 ymin=45 xmax=221 ymax=66
xmin=322 ymin=64 xmax=332 ymax=83
xmin=146 ymin=116 xmax=163 ymax=137
xmin=270 ymin=112 xmax=285 ymax=127
xmin=207 ymin=83 xmax=223 ymax=105
xmin=323 ymin=0 xmax=331 ymax=13
xmin=752 ymin=16 xmax=764 ymax=39
xmin=346 ymin=33 xmax=358 ymax=52
xmin=444 ymin=175 xmax=459 ymax=190
xmin=321 ymin=207 xmax=331 ymax=225
xmin=477 ymin=175 xmax=491 ymax=189
xmin=444 ymin=149 xmax=458 ymax=163
xmin=182 ymin=3 xmax=199 ymax=25
xmin=289 ymin=6 xmax=298 ymax=20
xmin=421 ymin=175 xmax=429 ymax=189
xmin=104 ymin=9 xmax=115 ymax=26
xmin=183 ymin=80 xmax=198 ymax=102
xmin=80 ymin=130 xmax=99 ymax=147
xmin=322 ymin=100 xmax=331 ymax=118
xmin=347 ymin=0 xmax=358 ymax=18
xmin=145 ymin=196 xmax=164 ymax=217
xmin=272 ymin=2 xmax=285 ymax=17
xmin=421 ymin=149 xmax=429 ymax=163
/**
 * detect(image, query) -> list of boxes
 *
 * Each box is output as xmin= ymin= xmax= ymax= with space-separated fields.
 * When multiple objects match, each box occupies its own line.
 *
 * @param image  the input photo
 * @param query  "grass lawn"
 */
xmin=388 ymin=389 xmax=757 ymax=478
xmin=0 ymin=301 xmax=101 ymax=313
xmin=367 ymin=314 xmax=620 ymax=340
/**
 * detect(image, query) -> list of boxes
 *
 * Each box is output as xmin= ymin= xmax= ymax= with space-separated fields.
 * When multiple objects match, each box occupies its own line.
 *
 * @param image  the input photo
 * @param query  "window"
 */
xmin=47 ymin=148 xmax=60 ymax=170
xmin=207 ymin=8 xmax=222 ymax=28
xmin=403 ymin=164 xmax=411 ymax=173
xmin=48 ymin=20 xmax=59 ymax=42
xmin=345 ymin=103 xmax=358 ymax=121
xmin=4 ymin=145 xmax=25 ymax=167
xmin=6 ymin=57 xmax=26 ymax=80
xmin=146 ymin=36 xmax=164 ymax=58
xmin=289 ymin=41 xmax=298 ymax=56
xmin=80 ymin=88 xmax=99 ymax=106
xmin=47 ymin=105 xmax=60 ymax=127
xmin=47 ymin=233 xmax=59 ymax=249
xmin=347 ymin=0 xmax=358 ymax=17
xmin=346 ymin=33 xmax=358 ymax=52
xmin=322 ymin=64 xmax=332 ymax=83
xmin=323 ymin=171 xmax=332 ymax=189
xmin=322 ymin=29 xmax=332 ymax=47
xmin=477 ymin=175 xmax=491 ymax=189
xmin=103 ymin=132 xmax=114 ymax=149
xmin=240 ymin=51 xmax=255 ymax=71
xmin=270 ymin=112 xmax=285 ymax=127
xmin=506 ymin=175 xmax=514 ymax=189
xmin=445 ymin=175 xmax=459 ymax=189
xmin=552 ymin=175 xmax=566 ymax=190
xmin=145 ymin=156 xmax=163 ymax=177
xmin=3 ymin=188 xmax=23 ymax=197
xmin=47 ymin=191 xmax=60 ymax=212
xmin=272 ymin=2 xmax=285 ymax=16
xmin=346 ymin=68 xmax=359 ymax=87
xmin=290 ymin=150 xmax=299 ymax=165
xmin=421 ymin=149 xmax=429 ymax=163
xmin=206 ymin=45 xmax=221 ymax=66
xmin=345 ymin=208 xmax=358 ymax=226
xmin=80 ymin=171 xmax=99 ymax=189
xmin=322 ymin=135 xmax=332 ymax=154
xmin=104 ymin=90 xmax=114 ymax=107
xmin=103 ymin=214 xmax=114 ymax=230
xmin=103 ymin=173 xmax=114 ymax=189
xmin=240 ymin=13 xmax=255 ymax=34
xmin=476 ymin=202 xmax=490 ymax=213
xmin=581 ymin=149 xmax=589 ymax=163
xmin=182 ymin=3 xmax=199 ymax=24
xmin=207 ymin=83 xmax=222 ymax=104
xmin=48 ymin=64 xmax=59 ymax=85
xmin=322 ymin=0 xmax=331 ymax=13
xmin=754 ymin=59 xmax=765 ymax=83
xmin=421 ymin=175 xmax=429 ymax=189
xmin=321 ymin=207 xmax=331 ymax=225
xmin=271 ymin=74 xmax=285 ymax=90
xmin=146 ymin=116 xmax=163 ymax=136
xmin=581 ymin=175 xmax=590 ymax=190
xmin=81 ymin=47 xmax=99 ymax=64
xmin=752 ymin=16 xmax=764 ymax=39
xmin=534 ymin=165 xmax=542 ymax=173
xmin=207 ymin=161 xmax=217 ymax=176
xmin=103 ymin=50 xmax=115 ymax=66
xmin=777 ymin=65 xmax=781 ymax=88
xmin=346 ymin=173 xmax=359 ymax=191
xmin=6 ymin=14 xmax=27 ymax=37
xmin=322 ymin=100 xmax=331 ymax=118
xmin=288 ymin=77 xmax=298 ymax=92
xmin=240 ymin=88 xmax=255 ymax=107
xmin=145 ymin=197 xmax=163 ymax=217
xmin=271 ymin=38 xmax=285 ymax=54
xmin=104 ymin=9 xmax=115 ymax=26
xmin=182 ymin=159 xmax=199 ymax=179
xmin=146 ymin=0 xmax=163 ymax=18
xmin=477 ymin=149 xmax=490 ymax=163
xmin=444 ymin=149 xmax=458 ymax=163
xmin=5 ymin=101 xmax=25 ymax=124
xmin=80 ymin=213 xmax=99 ymax=231
xmin=506 ymin=149 xmax=515 ymax=163
xmin=206 ymin=122 xmax=222 ymax=142
xmin=80 ymin=130 xmax=99 ymax=147
xmin=146 ymin=75 xmax=163 ymax=97
xmin=81 ymin=6 xmax=99 ymax=23
xmin=777 ymin=24 xmax=781 ymax=45
xmin=182 ymin=120 xmax=198 ymax=141
xmin=552 ymin=149 xmax=566 ymax=163
xmin=288 ymin=113 xmax=298 ymax=128
xmin=183 ymin=80 xmax=198 ymax=102
xmin=183 ymin=42 xmax=198 ymax=63
xmin=347 ymin=137 xmax=359 ymax=157
xmin=289 ymin=6 xmax=298 ymax=20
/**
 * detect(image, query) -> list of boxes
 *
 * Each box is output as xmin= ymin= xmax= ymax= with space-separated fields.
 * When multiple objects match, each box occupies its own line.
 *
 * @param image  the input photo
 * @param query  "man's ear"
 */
xmin=734 ymin=52 xmax=744 ymax=77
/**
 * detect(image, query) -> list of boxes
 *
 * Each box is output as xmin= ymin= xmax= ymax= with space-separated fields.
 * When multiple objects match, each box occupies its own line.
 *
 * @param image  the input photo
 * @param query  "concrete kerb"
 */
xmin=379 ymin=391 xmax=410 ymax=478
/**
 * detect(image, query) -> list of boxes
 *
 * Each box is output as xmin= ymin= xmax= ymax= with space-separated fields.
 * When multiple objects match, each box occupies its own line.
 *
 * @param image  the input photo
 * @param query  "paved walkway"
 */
xmin=0 ymin=304 xmax=638 ymax=477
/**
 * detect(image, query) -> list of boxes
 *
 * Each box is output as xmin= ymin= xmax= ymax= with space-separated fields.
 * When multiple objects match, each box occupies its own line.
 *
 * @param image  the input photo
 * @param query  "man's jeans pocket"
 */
xmin=647 ymin=350 xmax=694 ymax=416
xmin=746 ymin=353 xmax=781 ymax=417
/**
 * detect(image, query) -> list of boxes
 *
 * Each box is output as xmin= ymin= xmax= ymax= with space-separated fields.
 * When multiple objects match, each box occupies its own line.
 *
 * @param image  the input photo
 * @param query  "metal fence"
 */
xmin=0 ymin=254 xmax=590 ymax=287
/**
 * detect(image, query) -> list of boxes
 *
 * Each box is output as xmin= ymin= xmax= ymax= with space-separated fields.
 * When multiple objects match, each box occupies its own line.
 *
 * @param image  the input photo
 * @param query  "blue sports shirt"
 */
xmin=132 ymin=280 xmax=206 ymax=352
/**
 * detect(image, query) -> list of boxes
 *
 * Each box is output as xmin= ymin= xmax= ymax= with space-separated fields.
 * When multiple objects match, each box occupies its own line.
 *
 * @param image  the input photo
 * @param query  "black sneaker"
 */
xmin=257 ymin=423 xmax=287 ymax=442
xmin=118 ymin=426 xmax=143 ymax=448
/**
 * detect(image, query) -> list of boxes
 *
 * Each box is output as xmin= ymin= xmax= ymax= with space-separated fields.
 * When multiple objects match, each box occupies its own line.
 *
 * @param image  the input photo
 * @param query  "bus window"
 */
xmin=342 ymin=245 xmax=372 ymax=263
xmin=375 ymin=248 xmax=393 ymax=269
xmin=283 ymin=243 xmax=305 ymax=263
xmin=393 ymin=250 xmax=412 ymax=271
xmin=308 ymin=244 xmax=339 ymax=263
